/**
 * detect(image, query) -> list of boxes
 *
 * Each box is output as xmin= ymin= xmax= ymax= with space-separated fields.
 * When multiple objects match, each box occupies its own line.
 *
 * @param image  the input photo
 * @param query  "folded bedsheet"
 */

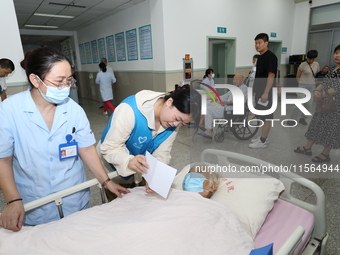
xmin=0 ymin=187 xmax=254 ymax=255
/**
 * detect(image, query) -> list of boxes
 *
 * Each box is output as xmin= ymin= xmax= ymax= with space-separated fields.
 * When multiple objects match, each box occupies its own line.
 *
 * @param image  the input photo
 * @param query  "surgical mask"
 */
xmin=182 ymin=172 xmax=212 ymax=192
xmin=211 ymin=73 xmax=215 ymax=79
xmin=37 ymin=77 xmax=70 ymax=104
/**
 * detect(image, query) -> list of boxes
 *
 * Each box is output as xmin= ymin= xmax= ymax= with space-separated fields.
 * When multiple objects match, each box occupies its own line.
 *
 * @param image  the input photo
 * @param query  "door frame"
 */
xmin=207 ymin=36 xmax=236 ymax=84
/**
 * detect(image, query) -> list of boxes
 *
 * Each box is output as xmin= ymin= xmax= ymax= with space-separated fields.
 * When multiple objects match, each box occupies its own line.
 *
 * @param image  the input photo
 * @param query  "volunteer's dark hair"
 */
xmin=0 ymin=58 xmax=15 ymax=71
xmin=99 ymin=62 xmax=107 ymax=72
xmin=22 ymin=47 xmax=70 ymax=86
xmin=164 ymin=85 xmax=201 ymax=127
xmin=254 ymin=33 xmax=269 ymax=42
xmin=253 ymin=54 xmax=260 ymax=59
xmin=307 ymin=50 xmax=318 ymax=59
xmin=203 ymin=68 xmax=214 ymax=79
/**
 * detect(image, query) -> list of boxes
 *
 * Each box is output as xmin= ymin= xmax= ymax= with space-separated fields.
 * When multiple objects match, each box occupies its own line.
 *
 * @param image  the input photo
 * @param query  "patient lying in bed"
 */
xmin=182 ymin=164 xmax=219 ymax=198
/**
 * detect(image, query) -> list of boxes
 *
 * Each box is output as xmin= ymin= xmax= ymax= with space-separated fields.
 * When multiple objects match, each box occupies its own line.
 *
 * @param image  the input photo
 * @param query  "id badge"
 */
xmin=59 ymin=133 xmax=78 ymax=160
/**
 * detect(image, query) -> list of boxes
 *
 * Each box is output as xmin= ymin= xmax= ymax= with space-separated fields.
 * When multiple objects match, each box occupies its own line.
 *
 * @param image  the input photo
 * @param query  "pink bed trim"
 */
xmin=254 ymin=199 xmax=314 ymax=254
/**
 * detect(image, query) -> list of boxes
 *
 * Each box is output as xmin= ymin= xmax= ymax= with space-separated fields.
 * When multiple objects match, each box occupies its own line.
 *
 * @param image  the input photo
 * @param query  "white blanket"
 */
xmin=0 ymin=188 xmax=254 ymax=255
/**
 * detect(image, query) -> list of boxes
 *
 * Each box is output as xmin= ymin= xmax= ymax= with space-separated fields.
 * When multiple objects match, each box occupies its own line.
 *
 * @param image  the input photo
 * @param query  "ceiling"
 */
xmin=13 ymin=0 xmax=146 ymax=46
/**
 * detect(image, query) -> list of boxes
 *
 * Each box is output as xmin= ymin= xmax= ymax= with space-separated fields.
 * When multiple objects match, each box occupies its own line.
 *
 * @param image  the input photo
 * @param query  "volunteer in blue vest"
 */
xmin=98 ymin=85 xmax=201 ymax=197
xmin=0 ymin=47 xmax=129 ymax=232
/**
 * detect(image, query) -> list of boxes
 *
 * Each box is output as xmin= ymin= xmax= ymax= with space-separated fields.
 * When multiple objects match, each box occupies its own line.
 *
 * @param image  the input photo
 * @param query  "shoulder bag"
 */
xmin=315 ymin=90 xmax=336 ymax=114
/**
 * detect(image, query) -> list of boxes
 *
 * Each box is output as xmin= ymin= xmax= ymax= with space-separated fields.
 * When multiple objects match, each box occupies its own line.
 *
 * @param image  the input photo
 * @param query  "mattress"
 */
xmin=254 ymin=199 xmax=314 ymax=255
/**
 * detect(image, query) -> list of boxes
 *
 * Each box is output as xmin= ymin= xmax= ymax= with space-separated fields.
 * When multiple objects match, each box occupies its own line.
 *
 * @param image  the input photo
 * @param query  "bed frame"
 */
xmin=19 ymin=149 xmax=328 ymax=255
xmin=201 ymin=149 xmax=328 ymax=255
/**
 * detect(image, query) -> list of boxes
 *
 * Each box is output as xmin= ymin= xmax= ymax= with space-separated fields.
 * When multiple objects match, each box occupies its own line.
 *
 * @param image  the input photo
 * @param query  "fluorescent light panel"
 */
xmin=34 ymin=13 xmax=75 ymax=19
xmin=25 ymin=24 xmax=59 ymax=29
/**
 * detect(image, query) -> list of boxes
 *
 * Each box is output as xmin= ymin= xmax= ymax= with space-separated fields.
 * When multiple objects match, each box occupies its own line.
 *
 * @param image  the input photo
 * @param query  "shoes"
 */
xmin=312 ymin=153 xmax=330 ymax=162
xmin=99 ymin=106 xmax=104 ymax=109
xmin=249 ymin=139 xmax=268 ymax=149
xmin=299 ymin=118 xmax=307 ymax=125
xmin=294 ymin=146 xmax=312 ymax=155
xmin=103 ymin=111 xmax=108 ymax=115
xmin=196 ymin=131 xmax=212 ymax=140
xmin=250 ymin=136 xmax=269 ymax=145
xmin=286 ymin=120 xmax=296 ymax=126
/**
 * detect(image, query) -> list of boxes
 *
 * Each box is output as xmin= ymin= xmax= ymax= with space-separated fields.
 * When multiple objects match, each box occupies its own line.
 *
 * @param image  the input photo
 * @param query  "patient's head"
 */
xmin=182 ymin=164 xmax=219 ymax=198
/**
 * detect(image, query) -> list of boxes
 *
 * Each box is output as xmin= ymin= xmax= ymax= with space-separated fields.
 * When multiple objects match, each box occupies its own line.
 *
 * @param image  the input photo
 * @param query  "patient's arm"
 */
xmin=0 ymin=156 xmax=25 ymax=232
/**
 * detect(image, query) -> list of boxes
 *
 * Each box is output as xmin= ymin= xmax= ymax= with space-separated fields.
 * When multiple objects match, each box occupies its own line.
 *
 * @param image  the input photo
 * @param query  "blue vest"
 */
xmin=101 ymin=95 xmax=176 ymax=177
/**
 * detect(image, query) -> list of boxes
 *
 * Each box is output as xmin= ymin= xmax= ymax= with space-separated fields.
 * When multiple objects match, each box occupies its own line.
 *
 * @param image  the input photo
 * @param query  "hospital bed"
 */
xmin=0 ymin=149 xmax=328 ymax=255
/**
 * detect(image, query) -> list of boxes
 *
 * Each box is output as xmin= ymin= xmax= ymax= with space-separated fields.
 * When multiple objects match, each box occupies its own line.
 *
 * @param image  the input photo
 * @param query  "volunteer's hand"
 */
xmin=128 ymin=155 xmax=149 ymax=174
xmin=0 ymin=201 xmax=25 ymax=232
xmin=145 ymin=181 xmax=155 ymax=193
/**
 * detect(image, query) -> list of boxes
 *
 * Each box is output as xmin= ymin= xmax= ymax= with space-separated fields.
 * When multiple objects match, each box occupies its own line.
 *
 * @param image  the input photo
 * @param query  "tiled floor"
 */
xmin=1 ymin=97 xmax=339 ymax=254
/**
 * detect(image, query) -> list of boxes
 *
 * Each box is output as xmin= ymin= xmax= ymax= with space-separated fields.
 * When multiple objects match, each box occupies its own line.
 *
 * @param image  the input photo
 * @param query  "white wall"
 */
xmin=292 ymin=0 xmax=340 ymax=55
xmin=161 ymin=0 xmax=296 ymax=69
xmin=0 ymin=0 xmax=25 ymax=85
xmin=77 ymin=0 xmax=153 ymax=72
xmin=76 ymin=0 xmax=339 ymax=73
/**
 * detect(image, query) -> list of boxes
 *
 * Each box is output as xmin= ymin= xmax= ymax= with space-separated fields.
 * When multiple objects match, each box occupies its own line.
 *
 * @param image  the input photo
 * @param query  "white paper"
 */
xmin=257 ymin=98 xmax=269 ymax=107
xmin=142 ymin=151 xmax=177 ymax=199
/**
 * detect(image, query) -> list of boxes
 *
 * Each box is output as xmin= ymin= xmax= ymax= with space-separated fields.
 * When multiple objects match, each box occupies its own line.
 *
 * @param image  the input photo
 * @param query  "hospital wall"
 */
xmin=0 ymin=0 xmax=26 ymax=89
xmin=4 ymin=0 xmax=340 ymax=102
xmin=75 ymin=0 xmax=302 ymax=104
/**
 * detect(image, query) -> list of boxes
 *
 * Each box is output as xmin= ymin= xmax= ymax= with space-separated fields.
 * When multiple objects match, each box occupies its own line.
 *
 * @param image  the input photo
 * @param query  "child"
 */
xmin=182 ymin=164 xmax=219 ymax=198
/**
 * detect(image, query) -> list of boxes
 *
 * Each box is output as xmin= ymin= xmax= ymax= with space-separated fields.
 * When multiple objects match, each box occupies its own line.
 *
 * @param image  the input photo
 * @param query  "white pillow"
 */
xmin=171 ymin=163 xmax=285 ymax=239
xmin=171 ymin=163 xmax=195 ymax=190
xmin=210 ymin=174 xmax=284 ymax=239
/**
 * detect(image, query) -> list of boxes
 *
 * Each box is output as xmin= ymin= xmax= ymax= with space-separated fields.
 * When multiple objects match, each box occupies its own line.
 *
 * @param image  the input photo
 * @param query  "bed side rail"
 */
xmin=275 ymin=226 xmax=305 ymax=255
xmin=200 ymin=149 xmax=327 ymax=241
xmin=24 ymin=171 xmax=118 ymax=216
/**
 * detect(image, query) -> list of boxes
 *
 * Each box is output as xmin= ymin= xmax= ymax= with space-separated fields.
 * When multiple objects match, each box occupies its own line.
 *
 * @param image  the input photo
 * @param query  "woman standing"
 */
xmin=294 ymin=45 xmax=340 ymax=162
xmin=98 ymin=86 xmax=201 ymax=197
xmin=0 ymin=47 xmax=129 ymax=231
xmin=288 ymin=50 xmax=320 ymax=126
xmin=96 ymin=62 xmax=116 ymax=115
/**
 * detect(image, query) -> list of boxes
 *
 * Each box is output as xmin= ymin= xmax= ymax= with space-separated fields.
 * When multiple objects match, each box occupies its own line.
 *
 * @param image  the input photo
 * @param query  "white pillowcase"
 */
xmin=172 ymin=163 xmax=285 ymax=239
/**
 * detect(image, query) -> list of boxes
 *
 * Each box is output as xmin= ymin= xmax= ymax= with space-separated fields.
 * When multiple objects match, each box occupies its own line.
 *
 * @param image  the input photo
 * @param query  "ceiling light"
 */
xmin=49 ymin=2 xmax=86 ymax=8
xmin=25 ymin=25 xmax=59 ymax=29
xmin=34 ymin=13 xmax=75 ymax=19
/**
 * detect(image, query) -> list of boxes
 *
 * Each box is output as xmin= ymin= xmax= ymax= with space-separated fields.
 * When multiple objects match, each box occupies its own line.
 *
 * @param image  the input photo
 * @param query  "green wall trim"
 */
xmin=7 ymin=81 xmax=28 ymax=86
xmin=78 ymin=68 xmax=207 ymax=74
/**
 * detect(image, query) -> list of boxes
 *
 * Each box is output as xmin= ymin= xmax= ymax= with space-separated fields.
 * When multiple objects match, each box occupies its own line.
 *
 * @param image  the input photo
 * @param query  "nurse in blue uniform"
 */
xmin=0 ymin=47 xmax=129 ymax=232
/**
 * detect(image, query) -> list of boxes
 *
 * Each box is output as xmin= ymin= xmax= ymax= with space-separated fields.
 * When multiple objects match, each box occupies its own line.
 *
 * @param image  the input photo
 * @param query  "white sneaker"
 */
xmin=251 ymin=136 xmax=269 ymax=145
xmin=249 ymin=139 xmax=268 ymax=149
xmin=103 ymin=111 xmax=108 ymax=115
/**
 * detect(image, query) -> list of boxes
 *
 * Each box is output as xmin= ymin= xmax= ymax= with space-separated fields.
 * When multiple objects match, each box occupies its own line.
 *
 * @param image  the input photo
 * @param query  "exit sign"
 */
xmin=217 ymin=27 xmax=227 ymax=33
xmin=270 ymin=32 xmax=277 ymax=38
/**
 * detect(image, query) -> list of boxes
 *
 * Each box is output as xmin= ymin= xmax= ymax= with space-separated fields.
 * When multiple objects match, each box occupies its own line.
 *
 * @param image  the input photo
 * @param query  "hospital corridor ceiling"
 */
xmin=13 ymin=0 xmax=146 ymax=45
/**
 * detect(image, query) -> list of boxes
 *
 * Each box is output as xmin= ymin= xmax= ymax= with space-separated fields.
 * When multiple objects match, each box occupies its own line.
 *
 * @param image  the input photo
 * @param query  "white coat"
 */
xmin=95 ymin=71 xmax=116 ymax=101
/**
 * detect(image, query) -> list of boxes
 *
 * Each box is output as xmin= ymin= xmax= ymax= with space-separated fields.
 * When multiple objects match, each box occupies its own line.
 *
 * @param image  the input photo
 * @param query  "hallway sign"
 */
xmin=217 ymin=27 xmax=227 ymax=33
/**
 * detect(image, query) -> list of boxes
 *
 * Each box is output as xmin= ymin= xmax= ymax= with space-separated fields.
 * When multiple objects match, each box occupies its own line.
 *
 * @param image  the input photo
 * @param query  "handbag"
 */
xmin=315 ymin=91 xmax=336 ymax=113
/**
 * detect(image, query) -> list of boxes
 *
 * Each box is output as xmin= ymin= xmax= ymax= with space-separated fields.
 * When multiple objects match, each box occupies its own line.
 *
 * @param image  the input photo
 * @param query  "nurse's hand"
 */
xmin=128 ymin=155 xmax=150 ymax=174
xmin=105 ymin=181 xmax=130 ymax=198
xmin=0 ymin=202 xmax=25 ymax=232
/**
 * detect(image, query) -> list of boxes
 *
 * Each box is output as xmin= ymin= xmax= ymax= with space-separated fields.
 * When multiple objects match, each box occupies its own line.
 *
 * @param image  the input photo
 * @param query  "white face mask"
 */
xmin=38 ymin=80 xmax=70 ymax=104
xmin=211 ymin=73 xmax=215 ymax=79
